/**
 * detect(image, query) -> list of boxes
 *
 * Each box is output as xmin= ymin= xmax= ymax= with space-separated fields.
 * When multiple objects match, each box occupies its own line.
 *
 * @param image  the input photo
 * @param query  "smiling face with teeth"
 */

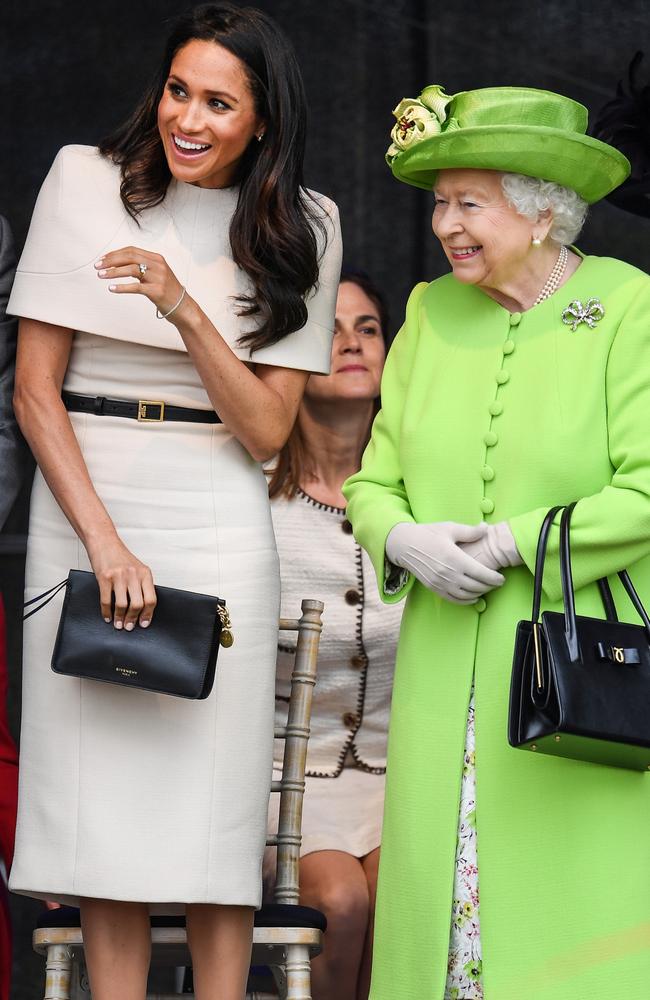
xmin=157 ymin=38 xmax=265 ymax=189
xmin=431 ymin=168 xmax=554 ymax=297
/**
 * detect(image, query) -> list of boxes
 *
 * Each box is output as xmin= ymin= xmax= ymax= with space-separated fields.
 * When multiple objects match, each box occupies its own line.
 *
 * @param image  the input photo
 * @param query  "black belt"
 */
xmin=62 ymin=391 xmax=221 ymax=424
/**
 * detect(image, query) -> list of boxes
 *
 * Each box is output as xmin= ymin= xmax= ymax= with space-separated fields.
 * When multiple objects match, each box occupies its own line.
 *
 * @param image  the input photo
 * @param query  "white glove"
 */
xmin=461 ymin=521 xmax=522 ymax=572
xmin=386 ymin=521 xmax=505 ymax=604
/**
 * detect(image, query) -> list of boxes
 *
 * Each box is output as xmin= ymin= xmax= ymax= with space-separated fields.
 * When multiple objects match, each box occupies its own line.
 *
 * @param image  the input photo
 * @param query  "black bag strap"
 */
xmin=531 ymin=505 xmax=564 ymax=623
xmin=23 ymin=579 xmax=68 ymax=621
xmin=559 ymin=503 xmax=650 ymax=662
xmin=597 ymin=577 xmax=619 ymax=621
xmin=559 ymin=503 xmax=580 ymax=661
xmin=532 ymin=504 xmax=644 ymax=630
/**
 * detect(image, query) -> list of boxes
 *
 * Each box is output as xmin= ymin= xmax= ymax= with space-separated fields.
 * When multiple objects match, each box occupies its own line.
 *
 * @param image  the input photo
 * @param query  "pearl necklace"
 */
xmin=532 ymin=244 xmax=568 ymax=306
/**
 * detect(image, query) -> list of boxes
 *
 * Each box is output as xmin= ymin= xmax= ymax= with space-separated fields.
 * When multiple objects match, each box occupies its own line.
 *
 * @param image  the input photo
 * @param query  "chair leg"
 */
xmin=284 ymin=944 xmax=312 ymax=1000
xmin=71 ymin=962 xmax=91 ymax=1000
xmin=44 ymin=944 xmax=73 ymax=1000
xmin=269 ymin=962 xmax=287 ymax=999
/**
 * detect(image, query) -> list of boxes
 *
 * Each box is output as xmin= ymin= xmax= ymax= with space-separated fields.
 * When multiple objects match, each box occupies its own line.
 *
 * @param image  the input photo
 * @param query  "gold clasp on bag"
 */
xmin=612 ymin=646 xmax=625 ymax=663
xmin=217 ymin=604 xmax=234 ymax=648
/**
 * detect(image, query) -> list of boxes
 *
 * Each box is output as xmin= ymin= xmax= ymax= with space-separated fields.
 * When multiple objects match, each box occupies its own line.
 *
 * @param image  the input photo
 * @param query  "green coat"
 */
xmin=343 ymin=256 xmax=650 ymax=1000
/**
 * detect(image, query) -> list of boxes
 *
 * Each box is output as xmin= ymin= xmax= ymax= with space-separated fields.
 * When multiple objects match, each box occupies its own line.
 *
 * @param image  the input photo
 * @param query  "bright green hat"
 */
xmin=386 ymin=85 xmax=630 ymax=203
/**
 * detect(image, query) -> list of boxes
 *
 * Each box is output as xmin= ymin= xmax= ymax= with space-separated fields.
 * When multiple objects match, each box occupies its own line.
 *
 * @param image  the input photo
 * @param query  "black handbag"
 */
xmin=24 ymin=569 xmax=233 ymax=700
xmin=508 ymin=502 xmax=650 ymax=771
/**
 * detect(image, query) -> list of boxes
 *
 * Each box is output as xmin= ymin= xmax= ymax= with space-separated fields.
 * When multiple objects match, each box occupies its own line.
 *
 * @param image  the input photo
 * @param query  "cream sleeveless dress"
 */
xmin=8 ymin=145 xmax=342 ymax=907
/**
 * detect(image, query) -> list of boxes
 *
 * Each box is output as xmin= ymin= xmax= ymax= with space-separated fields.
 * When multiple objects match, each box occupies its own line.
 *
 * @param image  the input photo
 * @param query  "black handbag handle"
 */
xmin=23 ymin=578 xmax=68 ymax=621
xmin=559 ymin=503 xmax=580 ymax=660
xmin=529 ymin=505 xmax=565 ymax=693
xmin=597 ymin=577 xmax=618 ymax=621
xmin=559 ymin=502 xmax=650 ymax=662
xmin=531 ymin=505 xmax=564 ymax=624
xmin=617 ymin=572 xmax=650 ymax=633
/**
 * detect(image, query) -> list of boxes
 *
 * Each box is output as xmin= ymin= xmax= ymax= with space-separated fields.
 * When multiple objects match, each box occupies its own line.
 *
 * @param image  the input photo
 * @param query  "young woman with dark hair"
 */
xmin=9 ymin=4 xmax=341 ymax=998
xmin=266 ymin=272 xmax=399 ymax=1000
xmin=99 ymin=1 xmax=324 ymax=352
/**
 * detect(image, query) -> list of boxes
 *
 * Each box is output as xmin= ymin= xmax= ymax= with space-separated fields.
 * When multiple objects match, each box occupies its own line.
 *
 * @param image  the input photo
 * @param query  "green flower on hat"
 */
xmin=385 ymin=84 xmax=631 ymax=202
xmin=386 ymin=85 xmax=458 ymax=164
xmin=421 ymin=84 xmax=454 ymax=120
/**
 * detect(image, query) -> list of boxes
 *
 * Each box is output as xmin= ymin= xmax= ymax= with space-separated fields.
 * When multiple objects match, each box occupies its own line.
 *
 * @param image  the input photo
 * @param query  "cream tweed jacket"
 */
xmin=271 ymin=489 xmax=402 ymax=776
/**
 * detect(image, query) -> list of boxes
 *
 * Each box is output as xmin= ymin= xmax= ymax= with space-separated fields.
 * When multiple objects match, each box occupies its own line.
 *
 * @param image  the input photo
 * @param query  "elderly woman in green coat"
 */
xmin=343 ymin=86 xmax=650 ymax=1000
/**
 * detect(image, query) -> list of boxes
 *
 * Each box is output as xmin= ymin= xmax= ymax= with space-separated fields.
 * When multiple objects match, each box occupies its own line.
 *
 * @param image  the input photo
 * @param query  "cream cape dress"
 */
xmin=8 ymin=145 xmax=342 ymax=908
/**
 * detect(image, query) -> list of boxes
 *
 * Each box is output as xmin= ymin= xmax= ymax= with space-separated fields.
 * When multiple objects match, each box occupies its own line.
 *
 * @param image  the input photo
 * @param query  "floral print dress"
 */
xmin=444 ymin=685 xmax=483 ymax=1000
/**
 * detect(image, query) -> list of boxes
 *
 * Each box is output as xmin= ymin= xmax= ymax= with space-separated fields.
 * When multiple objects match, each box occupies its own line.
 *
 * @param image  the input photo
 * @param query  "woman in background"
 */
xmin=267 ymin=270 xmax=401 ymax=1000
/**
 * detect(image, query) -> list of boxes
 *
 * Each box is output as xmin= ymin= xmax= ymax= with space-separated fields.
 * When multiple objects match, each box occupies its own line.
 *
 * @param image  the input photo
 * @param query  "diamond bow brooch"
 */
xmin=561 ymin=298 xmax=605 ymax=331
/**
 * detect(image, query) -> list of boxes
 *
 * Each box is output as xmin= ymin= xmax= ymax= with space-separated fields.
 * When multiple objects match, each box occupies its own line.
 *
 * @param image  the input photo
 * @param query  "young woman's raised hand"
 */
xmin=96 ymin=247 xmax=187 ymax=321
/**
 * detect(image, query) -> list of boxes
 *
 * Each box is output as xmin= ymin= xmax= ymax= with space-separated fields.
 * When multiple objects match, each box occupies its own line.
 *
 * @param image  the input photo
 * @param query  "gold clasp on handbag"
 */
xmin=137 ymin=399 xmax=165 ymax=422
xmin=217 ymin=603 xmax=234 ymax=648
xmin=596 ymin=642 xmax=641 ymax=665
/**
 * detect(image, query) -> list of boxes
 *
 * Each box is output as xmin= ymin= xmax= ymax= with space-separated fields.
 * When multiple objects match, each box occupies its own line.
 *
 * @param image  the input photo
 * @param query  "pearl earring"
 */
xmin=531 ymin=236 xmax=542 ymax=247
xmin=257 ymin=133 xmax=264 ymax=142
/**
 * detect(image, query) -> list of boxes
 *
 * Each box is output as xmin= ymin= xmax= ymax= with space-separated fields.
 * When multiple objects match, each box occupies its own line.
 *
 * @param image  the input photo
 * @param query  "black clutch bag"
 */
xmin=508 ymin=503 xmax=650 ymax=771
xmin=24 ymin=569 xmax=233 ymax=700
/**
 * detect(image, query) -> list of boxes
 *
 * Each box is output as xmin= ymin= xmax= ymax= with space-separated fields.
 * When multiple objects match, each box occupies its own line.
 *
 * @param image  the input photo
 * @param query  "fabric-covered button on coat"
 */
xmin=343 ymin=256 xmax=650 ymax=1000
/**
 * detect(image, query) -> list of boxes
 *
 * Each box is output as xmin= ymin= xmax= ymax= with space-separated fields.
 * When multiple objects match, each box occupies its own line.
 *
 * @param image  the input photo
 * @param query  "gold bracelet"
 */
xmin=156 ymin=286 xmax=186 ymax=320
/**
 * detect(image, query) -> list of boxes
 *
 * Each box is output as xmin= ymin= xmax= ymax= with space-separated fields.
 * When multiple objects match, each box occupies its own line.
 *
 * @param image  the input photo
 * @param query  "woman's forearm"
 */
xmin=97 ymin=248 xmax=309 ymax=460
xmin=14 ymin=381 xmax=116 ymax=550
xmin=173 ymin=297 xmax=307 ymax=461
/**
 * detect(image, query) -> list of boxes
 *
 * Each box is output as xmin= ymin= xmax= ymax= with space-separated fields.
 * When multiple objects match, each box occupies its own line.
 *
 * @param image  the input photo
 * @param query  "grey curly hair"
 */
xmin=501 ymin=173 xmax=588 ymax=245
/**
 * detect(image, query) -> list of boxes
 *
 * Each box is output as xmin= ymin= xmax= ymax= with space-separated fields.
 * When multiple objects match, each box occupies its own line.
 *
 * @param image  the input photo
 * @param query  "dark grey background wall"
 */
xmin=2 ymin=1 xmax=650 ymax=996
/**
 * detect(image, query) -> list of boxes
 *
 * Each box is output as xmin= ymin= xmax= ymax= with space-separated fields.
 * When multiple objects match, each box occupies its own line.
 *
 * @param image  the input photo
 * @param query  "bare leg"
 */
xmin=357 ymin=848 xmax=380 ymax=1000
xmin=80 ymin=897 xmax=150 ymax=1000
xmin=186 ymin=903 xmax=254 ymax=1000
xmin=300 ymin=850 xmax=370 ymax=1000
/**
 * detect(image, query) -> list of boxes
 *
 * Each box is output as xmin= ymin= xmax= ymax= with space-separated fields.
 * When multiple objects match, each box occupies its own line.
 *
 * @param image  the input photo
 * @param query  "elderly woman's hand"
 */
xmin=95 ymin=247 xmax=187 ymax=321
xmin=386 ymin=521 xmax=505 ymax=604
xmin=461 ymin=521 xmax=522 ymax=572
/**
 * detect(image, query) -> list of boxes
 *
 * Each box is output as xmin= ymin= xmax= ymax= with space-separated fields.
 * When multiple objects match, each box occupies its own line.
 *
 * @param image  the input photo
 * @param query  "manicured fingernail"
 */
xmin=114 ymin=620 xmax=123 ymax=630
xmin=140 ymin=620 xmax=150 ymax=628
xmin=97 ymin=268 xmax=107 ymax=277
xmin=108 ymin=284 xmax=117 ymax=292
xmin=125 ymin=622 xmax=135 ymax=631
xmin=94 ymin=258 xmax=104 ymax=268
xmin=104 ymin=617 xmax=111 ymax=623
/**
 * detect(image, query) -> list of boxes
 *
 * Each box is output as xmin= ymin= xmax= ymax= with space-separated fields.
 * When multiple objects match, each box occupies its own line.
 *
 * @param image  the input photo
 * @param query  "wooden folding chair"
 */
xmin=32 ymin=598 xmax=325 ymax=1000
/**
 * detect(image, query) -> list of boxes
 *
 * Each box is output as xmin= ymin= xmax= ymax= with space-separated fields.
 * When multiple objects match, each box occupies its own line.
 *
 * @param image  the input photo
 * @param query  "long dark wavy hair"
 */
xmin=268 ymin=267 xmax=391 ymax=500
xmin=99 ymin=2 xmax=323 ymax=351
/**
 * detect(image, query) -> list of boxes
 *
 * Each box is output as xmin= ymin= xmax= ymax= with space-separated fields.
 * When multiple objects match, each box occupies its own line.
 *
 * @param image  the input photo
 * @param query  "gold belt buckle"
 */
xmin=137 ymin=400 xmax=165 ymax=422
